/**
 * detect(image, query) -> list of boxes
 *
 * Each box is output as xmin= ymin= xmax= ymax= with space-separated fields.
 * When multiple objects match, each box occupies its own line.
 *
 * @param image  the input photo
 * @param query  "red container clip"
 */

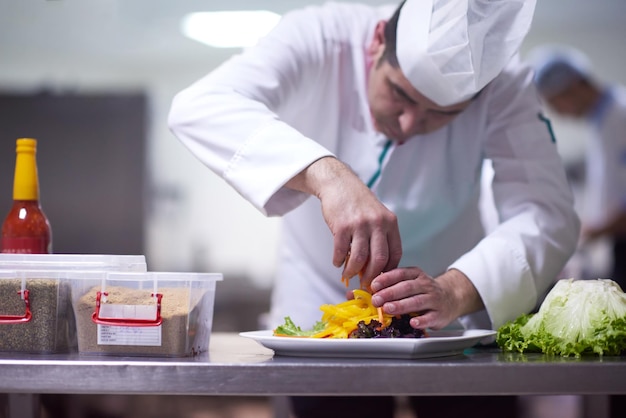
xmin=91 ymin=291 xmax=163 ymax=327
xmin=0 ymin=289 xmax=32 ymax=324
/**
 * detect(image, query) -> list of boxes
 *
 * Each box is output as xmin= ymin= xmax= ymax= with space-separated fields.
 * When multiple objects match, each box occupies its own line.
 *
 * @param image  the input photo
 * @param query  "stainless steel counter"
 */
xmin=1 ymin=333 xmax=624 ymax=417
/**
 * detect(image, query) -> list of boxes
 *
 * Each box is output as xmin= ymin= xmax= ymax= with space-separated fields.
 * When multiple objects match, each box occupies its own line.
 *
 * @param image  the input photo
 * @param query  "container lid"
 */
xmin=15 ymin=270 xmax=66 ymax=279
xmin=0 ymin=270 xmax=17 ymax=278
xmin=105 ymin=271 xmax=223 ymax=282
xmin=0 ymin=254 xmax=147 ymax=271
xmin=0 ymin=269 xmax=66 ymax=280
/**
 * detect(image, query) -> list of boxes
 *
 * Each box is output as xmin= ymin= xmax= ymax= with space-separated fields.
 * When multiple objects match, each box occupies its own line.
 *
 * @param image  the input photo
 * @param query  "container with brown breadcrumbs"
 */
xmin=70 ymin=271 xmax=222 ymax=357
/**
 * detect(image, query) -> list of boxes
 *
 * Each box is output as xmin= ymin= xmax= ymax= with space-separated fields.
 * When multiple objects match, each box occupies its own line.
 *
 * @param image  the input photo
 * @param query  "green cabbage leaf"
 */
xmin=273 ymin=316 xmax=326 ymax=337
xmin=497 ymin=279 xmax=626 ymax=357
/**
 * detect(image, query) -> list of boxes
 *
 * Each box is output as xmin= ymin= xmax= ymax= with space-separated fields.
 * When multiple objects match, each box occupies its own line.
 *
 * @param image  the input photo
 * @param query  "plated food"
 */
xmin=273 ymin=289 xmax=426 ymax=339
xmin=241 ymin=329 xmax=495 ymax=359
xmin=248 ymin=265 xmax=496 ymax=358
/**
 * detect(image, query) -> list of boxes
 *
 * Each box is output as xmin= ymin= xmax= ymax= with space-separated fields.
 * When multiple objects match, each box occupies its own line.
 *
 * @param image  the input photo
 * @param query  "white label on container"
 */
xmin=96 ymin=304 xmax=162 ymax=346
xmin=97 ymin=324 xmax=162 ymax=346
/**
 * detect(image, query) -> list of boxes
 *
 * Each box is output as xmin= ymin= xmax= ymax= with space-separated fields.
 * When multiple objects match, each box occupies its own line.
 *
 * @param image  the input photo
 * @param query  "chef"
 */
xmin=530 ymin=45 xmax=626 ymax=292
xmin=169 ymin=1 xmax=579 ymax=417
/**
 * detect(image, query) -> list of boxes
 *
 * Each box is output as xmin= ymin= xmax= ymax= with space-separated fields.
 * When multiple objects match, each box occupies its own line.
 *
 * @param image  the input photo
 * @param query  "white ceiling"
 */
xmin=0 ymin=0 xmax=625 ymax=87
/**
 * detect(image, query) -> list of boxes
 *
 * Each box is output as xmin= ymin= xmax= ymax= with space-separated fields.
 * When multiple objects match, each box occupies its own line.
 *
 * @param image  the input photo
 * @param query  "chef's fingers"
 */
xmin=409 ymin=311 xmax=448 ymax=331
xmin=342 ymin=234 xmax=369 ymax=280
xmin=332 ymin=231 xmax=352 ymax=268
xmin=358 ymin=230 xmax=389 ymax=287
xmin=379 ymin=291 xmax=431 ymax=316
xmin=370 ymin=271 xmax=457 ymax=330
xmin=370 ymin=267 xmax=426 ymax=292
xmin=358 ymin=225 xmax=403 ymax=286
xmin=380 ymin=293 xmax=450 ymax=330
xmin=372 ymin=277 xmax=430 ymax=310
xmin=370 ymin=268 xmax=437 ymax=311
xmin=384 ymin=228 xmax=403 ymax=272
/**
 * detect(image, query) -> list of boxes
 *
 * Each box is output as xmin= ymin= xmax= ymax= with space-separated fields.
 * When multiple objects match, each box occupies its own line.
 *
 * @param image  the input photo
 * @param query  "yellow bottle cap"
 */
xmin=13 ymin=138 xmax=40 ymax=201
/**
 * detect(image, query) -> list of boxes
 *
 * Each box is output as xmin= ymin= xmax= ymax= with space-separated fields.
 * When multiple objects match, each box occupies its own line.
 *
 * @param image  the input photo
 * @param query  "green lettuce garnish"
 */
xmin=274 ymin=316 xmax=327 ymax=337
xmin=497 ymin=279 xmax=626 ymax=357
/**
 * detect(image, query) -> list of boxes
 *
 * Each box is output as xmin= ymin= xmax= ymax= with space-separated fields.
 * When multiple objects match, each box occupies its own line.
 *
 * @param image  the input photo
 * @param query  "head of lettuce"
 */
xmin=497 ymin=279 xmax=626 ymax=357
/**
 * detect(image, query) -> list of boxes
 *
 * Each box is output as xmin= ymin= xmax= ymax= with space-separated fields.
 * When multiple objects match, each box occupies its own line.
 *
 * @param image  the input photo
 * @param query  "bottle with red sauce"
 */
xmin=1 ymin=138 xmax=52 ymax=254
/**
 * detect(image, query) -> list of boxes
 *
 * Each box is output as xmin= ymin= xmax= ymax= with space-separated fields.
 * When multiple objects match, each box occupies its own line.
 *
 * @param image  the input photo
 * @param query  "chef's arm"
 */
xmin=437 ymin=268 xmax=485 ymax=317
xmin=285 ymin=156 xmax=403 ymax=282
xmin=447 ymin=64 xmax=580 ymax=331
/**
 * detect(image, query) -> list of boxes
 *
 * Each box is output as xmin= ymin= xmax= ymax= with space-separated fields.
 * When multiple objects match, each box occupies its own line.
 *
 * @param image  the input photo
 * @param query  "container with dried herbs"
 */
xmin=0 ymin=270 xmax=73 ymax=353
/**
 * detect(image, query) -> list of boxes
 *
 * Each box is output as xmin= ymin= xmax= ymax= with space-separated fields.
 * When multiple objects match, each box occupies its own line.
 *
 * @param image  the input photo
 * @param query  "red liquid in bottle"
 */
xmin=1 ymin=138 xmax=52 ymax=254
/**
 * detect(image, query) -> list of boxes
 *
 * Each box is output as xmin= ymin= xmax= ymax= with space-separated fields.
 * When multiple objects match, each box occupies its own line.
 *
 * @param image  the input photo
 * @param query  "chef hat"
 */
xmin=396 ymin=0 xmax=537 ymax=106
xmin=526 ymin=45 xmax=593 ymax=98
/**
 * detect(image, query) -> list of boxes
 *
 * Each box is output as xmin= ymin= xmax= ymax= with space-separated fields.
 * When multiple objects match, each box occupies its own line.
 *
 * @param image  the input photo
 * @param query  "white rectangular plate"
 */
xmin=239 ymin=329 xmax=496 ymax=359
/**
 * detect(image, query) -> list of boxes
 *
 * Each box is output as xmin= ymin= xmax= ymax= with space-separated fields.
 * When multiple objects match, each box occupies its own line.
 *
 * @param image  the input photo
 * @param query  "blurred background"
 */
xmin=1 ymin=0 xmax=625 ymax=301
xmin=0 ymin=1 xmax=624 ymax=417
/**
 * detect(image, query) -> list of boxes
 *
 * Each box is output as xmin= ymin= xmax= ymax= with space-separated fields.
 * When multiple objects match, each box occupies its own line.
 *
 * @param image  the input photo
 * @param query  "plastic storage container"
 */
xmin=70 ymin=271 xmax=222 ymax=357
xmin=0 ymin=269 xmax=74 ymax=353
xmin=0 ymin=254 xmax=147 ymax=354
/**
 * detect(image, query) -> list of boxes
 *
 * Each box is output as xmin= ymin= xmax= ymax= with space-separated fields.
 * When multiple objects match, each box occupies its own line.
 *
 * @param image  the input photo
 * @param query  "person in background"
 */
xmin=531 ymin=46 xmax=626 ymax=292
xmin=530 ymin=45 xmax=626 ymax=418
xmin=169 ymin=1 xmax=579 ymax=417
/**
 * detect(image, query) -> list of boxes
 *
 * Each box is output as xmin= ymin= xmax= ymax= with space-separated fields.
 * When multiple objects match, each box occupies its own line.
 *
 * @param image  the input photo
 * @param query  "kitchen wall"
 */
xmin=0 ymin=0 xmax=624 ymax=288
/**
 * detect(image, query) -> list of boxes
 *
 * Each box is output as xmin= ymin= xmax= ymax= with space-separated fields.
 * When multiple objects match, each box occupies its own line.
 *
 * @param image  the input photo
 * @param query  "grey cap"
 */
xmin=527 ymin=45 xmax=592 ymax=98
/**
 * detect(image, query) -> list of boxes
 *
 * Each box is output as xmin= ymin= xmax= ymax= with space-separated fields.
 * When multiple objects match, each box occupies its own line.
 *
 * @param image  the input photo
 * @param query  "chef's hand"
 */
xmin=580 ymin=211 xmax=626 ymax=244
xmin=285 ymin=156 xmax=402 ymax=284
xmin=579 ymin=226 xmax=602 ymax=245
xmin=369 ymin=267 xmax=485 ymax=330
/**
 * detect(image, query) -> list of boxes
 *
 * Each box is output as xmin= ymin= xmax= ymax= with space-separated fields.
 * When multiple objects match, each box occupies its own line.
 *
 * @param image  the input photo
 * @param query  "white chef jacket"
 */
xmin=168 ymin=2 xmax=580 ymax=331
xmin=583 ymin=86 xmax=626 ymax=229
